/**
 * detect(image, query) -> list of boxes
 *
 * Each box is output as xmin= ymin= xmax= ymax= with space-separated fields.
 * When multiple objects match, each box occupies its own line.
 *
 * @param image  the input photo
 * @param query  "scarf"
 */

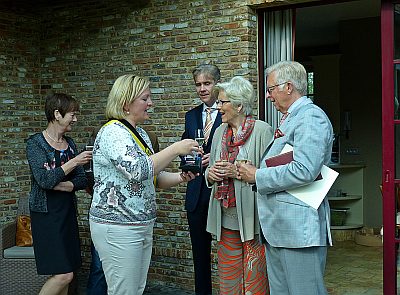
xmin=214 ymin=115 xmax=255 ymax=208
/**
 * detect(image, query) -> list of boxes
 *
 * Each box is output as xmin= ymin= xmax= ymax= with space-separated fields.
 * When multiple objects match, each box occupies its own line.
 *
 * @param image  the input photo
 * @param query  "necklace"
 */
xmin=45 ymin=129 xmax=64 ymax=144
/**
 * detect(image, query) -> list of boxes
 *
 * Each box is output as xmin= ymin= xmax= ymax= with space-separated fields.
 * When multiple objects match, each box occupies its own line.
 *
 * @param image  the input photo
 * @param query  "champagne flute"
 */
xmin=85 ymin=145 xmax=94 ymax=172
xmin=236 ymin=146 xmax=249 ymax=186
xmin=236 ymin=146 xmax=249 ymax=165
xmin=217 ymin=159 xmax=229 ymax=188
xmin=194 ymin=129 xmax=205 ymax=161
xmin=195 ymin=129 xmax=205 ymax=148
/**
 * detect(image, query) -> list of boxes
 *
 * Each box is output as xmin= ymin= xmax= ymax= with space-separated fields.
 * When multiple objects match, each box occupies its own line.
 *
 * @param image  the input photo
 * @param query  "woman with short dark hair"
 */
xmin=26 ymin=93 xmax=92 ymax=295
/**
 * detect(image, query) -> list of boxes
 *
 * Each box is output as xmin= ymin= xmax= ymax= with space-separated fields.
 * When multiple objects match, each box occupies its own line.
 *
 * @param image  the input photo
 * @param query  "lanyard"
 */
xmin=104 ymin=119 xmax=156 ymax=185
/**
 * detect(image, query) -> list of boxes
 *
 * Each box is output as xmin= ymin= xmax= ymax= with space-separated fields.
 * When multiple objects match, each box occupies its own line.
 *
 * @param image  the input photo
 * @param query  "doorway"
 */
xmin=294 ymin=0 xmax=382 ymax=230
xmin=259 ymin=0 xmax=382 ymax=229
xmin=258 ymin=0 xmax=385 ymax=292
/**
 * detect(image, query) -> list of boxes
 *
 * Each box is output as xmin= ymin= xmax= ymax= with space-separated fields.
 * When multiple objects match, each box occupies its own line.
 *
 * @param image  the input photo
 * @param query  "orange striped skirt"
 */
xmin=218 ymin=227 xmax=269 ymax=295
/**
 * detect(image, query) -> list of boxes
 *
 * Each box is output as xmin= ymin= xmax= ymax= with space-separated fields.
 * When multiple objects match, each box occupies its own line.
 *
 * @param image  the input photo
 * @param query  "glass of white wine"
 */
xmin=195 ymin=129 xmax=205 ymax=147
xmin=235 ymin=146 xmax=249 ymax=186
xmin=217 ymin=159 xmax=229 ymax=189
xmin=85 ymin=145 xmax=94 ymax=172
xmin=236 ymin=146 xmax=249 ymax=164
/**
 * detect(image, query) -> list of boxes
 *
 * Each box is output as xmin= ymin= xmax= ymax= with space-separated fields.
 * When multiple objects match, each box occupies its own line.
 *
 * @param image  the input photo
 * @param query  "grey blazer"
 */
xmin=255 ymin=97 xmax=334 ymax=248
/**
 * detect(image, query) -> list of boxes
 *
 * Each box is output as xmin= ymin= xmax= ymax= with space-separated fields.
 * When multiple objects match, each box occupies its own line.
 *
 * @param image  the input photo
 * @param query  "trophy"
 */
xmin=179 ymin=129 xmax=204 ymax=174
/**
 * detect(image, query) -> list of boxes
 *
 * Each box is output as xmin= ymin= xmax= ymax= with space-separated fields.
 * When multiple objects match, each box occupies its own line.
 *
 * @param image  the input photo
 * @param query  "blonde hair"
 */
xmin=105 ymin=75 xmax=150 ymax=119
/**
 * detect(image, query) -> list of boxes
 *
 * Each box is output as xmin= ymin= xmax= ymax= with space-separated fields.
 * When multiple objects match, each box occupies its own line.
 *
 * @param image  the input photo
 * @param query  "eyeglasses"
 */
xmin=267 ymin=81 xmax=288 ymax=93
xmin=216 ymin=99 xmax=231 ymax=105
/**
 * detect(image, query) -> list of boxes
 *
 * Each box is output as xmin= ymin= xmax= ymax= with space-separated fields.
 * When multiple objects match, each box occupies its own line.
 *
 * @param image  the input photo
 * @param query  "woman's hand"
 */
xmin=53 ymin=181 xmax=74 ymax=192
xmin=74 ymin=150 xmax=92 ymax=166
xmin=207 ymin=160 xmax=237 ymax=183
xmin=201 ymin=153 xmax=210 ymax=167
xmin=220 ymin=160 xmax=237 ymax=179
xmin=207 ymin=163 xmax=224 ymax=184
xmin=173 ymin=139 xmax=200 ymax=156
xmin=61 ymin=150 xmax=92 ymax=176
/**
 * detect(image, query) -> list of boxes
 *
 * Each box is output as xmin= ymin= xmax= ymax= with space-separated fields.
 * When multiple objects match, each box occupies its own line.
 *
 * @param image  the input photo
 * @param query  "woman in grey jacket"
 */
xmin=206 ymin=76 xmax=273 ymax=295
xmin=26 ymin=93 xmax=92 ymax=295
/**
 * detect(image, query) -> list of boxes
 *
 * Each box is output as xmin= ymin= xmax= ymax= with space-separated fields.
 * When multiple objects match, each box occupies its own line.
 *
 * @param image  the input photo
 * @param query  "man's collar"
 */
xmin=203 ymin=102 xmax=217 ymax=111
xmin=287 ymin=96 xmax=307 ymax=113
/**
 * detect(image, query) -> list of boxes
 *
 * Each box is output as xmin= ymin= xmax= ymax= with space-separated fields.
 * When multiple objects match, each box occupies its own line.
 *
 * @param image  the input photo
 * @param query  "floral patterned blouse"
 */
xmin=89 ymin=120 xmax=156 ymax=225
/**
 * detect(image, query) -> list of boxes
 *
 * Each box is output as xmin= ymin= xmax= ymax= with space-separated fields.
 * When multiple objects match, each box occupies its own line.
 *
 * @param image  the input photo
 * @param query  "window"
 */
xmin=307 ymin=71 xmax=314 ymax=100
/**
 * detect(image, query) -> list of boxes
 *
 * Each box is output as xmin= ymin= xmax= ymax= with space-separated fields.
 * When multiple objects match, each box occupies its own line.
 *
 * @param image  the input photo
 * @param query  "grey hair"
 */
xmin=214 ymin=76 xmax=254 ymax=116
xmin=266 ymin=61 xmax=308 ymax=96
xmin=192 ymin=64 xmax=221 ymax=82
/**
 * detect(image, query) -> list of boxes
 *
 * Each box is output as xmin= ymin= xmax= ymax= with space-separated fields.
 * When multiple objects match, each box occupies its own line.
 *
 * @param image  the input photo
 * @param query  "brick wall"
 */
xmin=0 ymin=11 xmax=41 ymax=221
xmin=0 ymin=0 xmax=270 ymax=291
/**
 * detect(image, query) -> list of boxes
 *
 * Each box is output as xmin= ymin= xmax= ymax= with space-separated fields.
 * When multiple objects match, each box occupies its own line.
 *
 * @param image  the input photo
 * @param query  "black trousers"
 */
xmin=187 ymin=186 xmax=212 ymax=295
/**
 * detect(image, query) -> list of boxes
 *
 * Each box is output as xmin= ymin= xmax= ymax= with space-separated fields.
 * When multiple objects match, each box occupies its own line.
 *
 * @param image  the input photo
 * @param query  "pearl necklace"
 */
xmin=45 ymin=129 xmax=64 ymax=144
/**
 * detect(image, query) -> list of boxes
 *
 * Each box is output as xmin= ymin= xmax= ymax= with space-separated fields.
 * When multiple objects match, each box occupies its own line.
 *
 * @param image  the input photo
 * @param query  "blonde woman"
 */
xmin=89 ymin=74 xmax=199 ymax=295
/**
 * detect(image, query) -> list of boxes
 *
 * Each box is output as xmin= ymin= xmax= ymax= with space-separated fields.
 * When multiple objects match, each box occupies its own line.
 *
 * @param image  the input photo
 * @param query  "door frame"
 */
xmin=381 ymin=1 xmax=398 ymax=294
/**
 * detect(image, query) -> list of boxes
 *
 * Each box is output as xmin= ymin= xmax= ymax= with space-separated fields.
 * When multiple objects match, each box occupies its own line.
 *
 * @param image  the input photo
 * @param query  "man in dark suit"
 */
xmin=181 ymin=64 xmax=222 ymax=295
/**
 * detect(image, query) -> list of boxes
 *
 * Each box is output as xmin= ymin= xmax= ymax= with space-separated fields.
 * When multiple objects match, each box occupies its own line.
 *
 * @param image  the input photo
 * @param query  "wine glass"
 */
xmin=235 ymin=146 xmax=249 ymax=186
xmin=195 ymin=129 xmax=205 ymax=147
xmin=85 ymin=145 xmax=94 ymax=173
xmin=236 ymin=146 xmax=249 ymax=165
xmin=216 ymin=156 xmax=229 ymax=189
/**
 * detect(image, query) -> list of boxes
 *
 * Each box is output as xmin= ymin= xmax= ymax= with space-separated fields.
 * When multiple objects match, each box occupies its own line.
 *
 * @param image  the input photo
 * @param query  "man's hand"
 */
xmin=236 ymin=162 xmax=257 ymax=184
xmin=180 ymin=171 xmax=197 ymax=182
xmin=202 ymin=153 xmax=210 ymax=167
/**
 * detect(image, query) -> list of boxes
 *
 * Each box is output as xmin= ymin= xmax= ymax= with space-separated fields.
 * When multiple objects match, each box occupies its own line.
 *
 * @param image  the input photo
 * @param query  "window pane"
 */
xmin=395 ymin=4 xmax=400 ymax=59
xmin=395 ymin=64 xmax=400 ymax=119
xmin=307 ymin=72 xmax=314 ymax=95
xmin=396 ymin=124 xmax=400 ymax=179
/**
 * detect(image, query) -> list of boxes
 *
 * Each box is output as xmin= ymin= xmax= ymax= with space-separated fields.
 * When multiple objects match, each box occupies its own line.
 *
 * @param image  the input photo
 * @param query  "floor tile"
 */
xmin=77 ymin=240 xmax=384 ymax=295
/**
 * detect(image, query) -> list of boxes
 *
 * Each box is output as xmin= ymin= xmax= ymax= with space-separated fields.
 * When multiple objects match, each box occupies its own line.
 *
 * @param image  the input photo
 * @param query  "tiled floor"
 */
xmin=78 ymin=240 xmax=384 ymax=295
xmin=325 ymin=240 xmax=383 ymax=295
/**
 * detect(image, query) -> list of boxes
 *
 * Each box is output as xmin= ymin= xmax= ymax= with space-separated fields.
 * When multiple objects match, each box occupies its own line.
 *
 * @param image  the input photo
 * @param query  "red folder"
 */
xmin=265 ymin=151 xmax=322 ymax=181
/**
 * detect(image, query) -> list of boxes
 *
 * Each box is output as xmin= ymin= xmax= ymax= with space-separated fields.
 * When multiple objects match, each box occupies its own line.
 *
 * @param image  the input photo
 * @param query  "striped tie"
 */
xmin=204 ymin=107 xmax=213 ymax=144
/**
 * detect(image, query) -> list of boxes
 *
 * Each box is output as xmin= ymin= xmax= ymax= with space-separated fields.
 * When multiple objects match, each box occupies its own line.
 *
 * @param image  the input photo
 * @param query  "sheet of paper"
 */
xmin=282 ymin=144 xmax=339 ymax=209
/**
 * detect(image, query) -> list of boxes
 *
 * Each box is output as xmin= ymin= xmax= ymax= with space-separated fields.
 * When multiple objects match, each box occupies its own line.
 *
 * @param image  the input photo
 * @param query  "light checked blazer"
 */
xmin=255 ymin=96 xmax=334 ymax=248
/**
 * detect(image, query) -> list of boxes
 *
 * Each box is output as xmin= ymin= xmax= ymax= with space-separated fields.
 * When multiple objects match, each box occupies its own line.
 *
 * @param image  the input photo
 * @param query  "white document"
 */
xmin=282 ymin=144 xmax=339 ymax=210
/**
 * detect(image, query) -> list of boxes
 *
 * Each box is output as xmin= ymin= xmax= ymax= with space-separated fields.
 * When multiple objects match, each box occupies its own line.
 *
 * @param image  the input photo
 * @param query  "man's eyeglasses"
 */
xmin=216 ymin=99 xmax=231 ymax=106
xmin=267 ymin=81 xmax=287 ymax=93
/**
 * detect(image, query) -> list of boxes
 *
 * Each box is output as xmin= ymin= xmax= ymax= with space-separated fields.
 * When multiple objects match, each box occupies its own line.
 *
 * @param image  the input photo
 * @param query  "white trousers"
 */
xmin=90 ymin=220 xmax=154 ymax=295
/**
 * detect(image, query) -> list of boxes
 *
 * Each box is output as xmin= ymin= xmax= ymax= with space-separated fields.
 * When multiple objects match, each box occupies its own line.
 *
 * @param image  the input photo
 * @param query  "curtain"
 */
xmin=264 ymin=9 xmax=294 ymax=130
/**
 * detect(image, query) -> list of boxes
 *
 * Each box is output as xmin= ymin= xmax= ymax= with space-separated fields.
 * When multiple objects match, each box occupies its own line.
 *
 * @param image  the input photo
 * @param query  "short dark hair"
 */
xmin=44 ymin=93 xmax=80 ymax=122
xmin=192 ymin=64 xmax=221 ymax=82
